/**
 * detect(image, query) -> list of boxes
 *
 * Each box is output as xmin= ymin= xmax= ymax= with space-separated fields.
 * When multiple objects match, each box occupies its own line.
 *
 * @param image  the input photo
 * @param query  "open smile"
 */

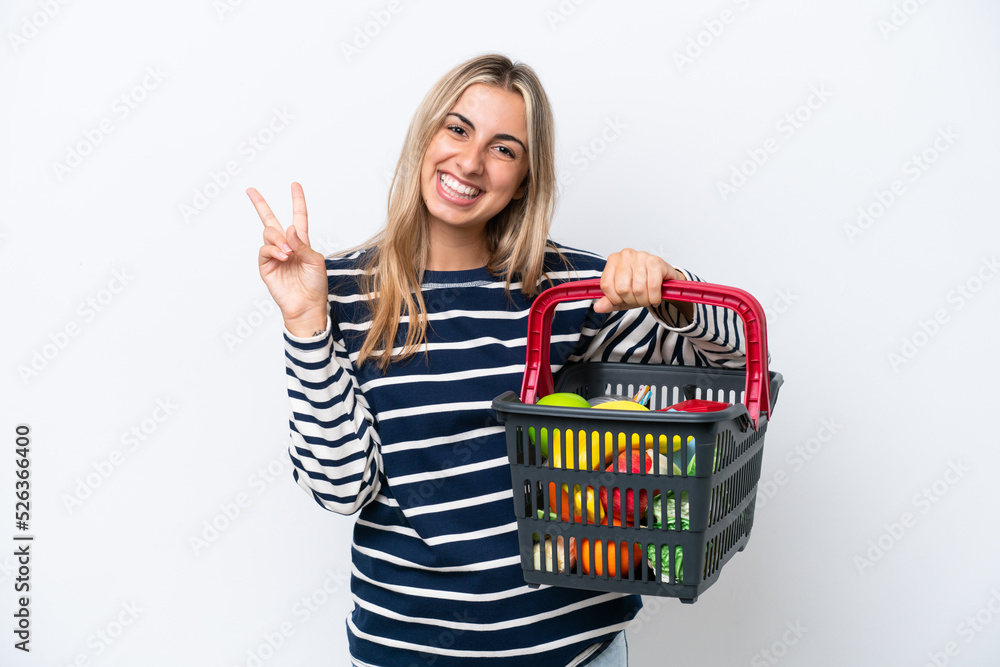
xmin=437 ymin=171 xmax=483 ymax=204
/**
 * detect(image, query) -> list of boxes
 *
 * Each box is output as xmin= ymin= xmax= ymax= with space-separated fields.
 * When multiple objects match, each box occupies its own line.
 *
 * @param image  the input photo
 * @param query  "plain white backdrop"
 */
xmin=2 ymin=0 xmax=999 ymax=665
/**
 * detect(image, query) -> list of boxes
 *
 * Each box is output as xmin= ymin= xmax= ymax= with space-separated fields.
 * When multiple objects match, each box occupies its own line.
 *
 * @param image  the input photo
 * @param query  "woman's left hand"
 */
xmin=594 ymin=248 xmax=690 ymax=317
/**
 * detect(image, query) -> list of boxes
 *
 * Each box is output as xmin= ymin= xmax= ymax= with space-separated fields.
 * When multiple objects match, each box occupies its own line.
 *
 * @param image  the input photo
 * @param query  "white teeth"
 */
xmin=440 ymin=173 xmax=480 ymax=198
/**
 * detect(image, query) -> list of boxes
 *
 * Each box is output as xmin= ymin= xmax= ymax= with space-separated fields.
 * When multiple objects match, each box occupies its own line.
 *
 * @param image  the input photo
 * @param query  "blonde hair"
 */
xmin=356 ymin=54 xmax=559 ymax=370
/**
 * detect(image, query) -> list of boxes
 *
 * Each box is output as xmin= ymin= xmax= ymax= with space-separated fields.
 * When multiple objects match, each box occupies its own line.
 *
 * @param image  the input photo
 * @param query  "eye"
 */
xmin=446 ymin=125 xmax=468 ymax=137
xmin=495 ymin=145 xmax=516 ymax=159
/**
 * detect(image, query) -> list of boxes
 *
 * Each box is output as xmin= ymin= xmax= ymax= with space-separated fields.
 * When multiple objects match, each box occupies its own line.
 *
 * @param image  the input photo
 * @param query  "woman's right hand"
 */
xmin=247 ymin=182 xmax=329 ymax=337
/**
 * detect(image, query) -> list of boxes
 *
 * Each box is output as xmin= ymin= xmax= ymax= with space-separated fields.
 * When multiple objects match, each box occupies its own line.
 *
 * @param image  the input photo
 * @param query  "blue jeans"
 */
xmin=584 ymin=631 xmax=628 ymax=666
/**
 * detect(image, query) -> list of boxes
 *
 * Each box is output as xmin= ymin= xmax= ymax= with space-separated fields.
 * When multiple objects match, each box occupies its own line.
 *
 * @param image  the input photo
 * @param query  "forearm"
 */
xmin=651 ymin=268 xmax=747 ymax=369
xmin=665 ymin=267 xmax=695 ymax=322
xmin=284 ymin=319 xmax=382 ymax=514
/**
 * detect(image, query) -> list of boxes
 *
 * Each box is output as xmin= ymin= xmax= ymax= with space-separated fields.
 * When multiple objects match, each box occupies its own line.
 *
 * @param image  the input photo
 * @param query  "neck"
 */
xmin=425 ymin=219 xmax=489 ymax=271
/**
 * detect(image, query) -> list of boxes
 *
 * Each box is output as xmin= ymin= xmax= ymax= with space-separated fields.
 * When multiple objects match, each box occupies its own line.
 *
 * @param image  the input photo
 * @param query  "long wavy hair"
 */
xmin=354 ymin=54 xmax=559 ymax=370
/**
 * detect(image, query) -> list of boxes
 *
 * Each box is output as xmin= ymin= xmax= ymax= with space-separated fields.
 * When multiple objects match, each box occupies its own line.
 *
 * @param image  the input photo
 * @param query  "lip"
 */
xmin=435 ymin=170 xmax=484 ymax=207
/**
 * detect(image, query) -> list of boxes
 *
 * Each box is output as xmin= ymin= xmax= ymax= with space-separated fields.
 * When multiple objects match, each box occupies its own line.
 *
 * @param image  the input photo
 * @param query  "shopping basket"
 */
xmin=492 ymin=278 xmax=783 ymax=603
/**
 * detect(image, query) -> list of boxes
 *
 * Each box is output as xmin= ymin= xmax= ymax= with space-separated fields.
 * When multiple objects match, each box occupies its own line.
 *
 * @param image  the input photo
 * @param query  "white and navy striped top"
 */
xmin=282 ymin=243 xmax=745 ymax=666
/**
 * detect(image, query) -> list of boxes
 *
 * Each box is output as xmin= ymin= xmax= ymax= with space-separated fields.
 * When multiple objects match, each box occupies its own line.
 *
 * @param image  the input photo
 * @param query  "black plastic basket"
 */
xmin=492 ymin=279 xmax=782 ymax=603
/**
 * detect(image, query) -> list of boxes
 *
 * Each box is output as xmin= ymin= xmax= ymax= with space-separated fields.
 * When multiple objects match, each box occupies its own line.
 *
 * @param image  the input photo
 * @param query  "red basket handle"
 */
xmin=520 ymin=278 xmax=771 ymax=430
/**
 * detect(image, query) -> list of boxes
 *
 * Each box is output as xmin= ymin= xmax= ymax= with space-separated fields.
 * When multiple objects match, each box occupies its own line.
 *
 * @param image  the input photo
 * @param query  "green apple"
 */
xmin=528 ymin=392 xmax=590 ymax=458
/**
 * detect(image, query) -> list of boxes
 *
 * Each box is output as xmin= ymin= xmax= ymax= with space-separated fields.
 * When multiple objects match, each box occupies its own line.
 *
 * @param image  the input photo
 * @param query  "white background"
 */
xmin=2 ymin=0 xmax=999 ymax=665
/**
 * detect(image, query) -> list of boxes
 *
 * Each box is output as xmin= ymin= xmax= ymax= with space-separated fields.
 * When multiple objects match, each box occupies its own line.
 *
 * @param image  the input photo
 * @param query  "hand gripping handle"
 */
xmin=520 ymin=278 xmax=771 ymax=430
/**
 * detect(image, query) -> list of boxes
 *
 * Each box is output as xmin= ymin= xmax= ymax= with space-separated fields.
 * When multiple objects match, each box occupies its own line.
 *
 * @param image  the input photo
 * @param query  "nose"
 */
xmin=455 ymin=141 xmax=485 ymax=177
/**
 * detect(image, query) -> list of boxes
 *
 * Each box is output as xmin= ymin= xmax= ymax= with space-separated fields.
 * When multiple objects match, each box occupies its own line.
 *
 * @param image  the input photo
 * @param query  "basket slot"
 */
xmin=531 ymin=532 xmax=575 ymax=574
xmin=708 ymin=444 xmax=764 ymax=526
xmin=648 ymin=541 xmax=685 ymax=584
xmin=578 ymin=538 xmax=646 ymax=581
xmin=704 ymin=503 xmax=755 ymax=578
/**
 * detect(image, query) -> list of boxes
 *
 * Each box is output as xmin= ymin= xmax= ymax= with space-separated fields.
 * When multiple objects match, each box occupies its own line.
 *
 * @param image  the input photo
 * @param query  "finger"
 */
xmin=646 ymin=257 xmax=668 ymax=307
xmin=613 ymin=263 xmax=635 ymax=308
xmin=286 ymin=226 xmax=326 ymax=267
xmin=593 ymin=296 xmax=614 ymax=314
xmin=259 ymin=243 xmax=289 ymax=265
xmin=247 ymin=188 xmax=284 ymax=231
xmin=287 ymin=224 xmax=309 ymax=254
xmin=263 ymin=225 xmax=292 ymax=254
xmin=631 ymin=261 xmax=649 ymax=307
xmin=291 ymin=182 xmax=310 ymax=247
xmin=600 ymin=260 xmax=626 ymax=311
xmin=646 ymin=265 xmax=662 ymax=307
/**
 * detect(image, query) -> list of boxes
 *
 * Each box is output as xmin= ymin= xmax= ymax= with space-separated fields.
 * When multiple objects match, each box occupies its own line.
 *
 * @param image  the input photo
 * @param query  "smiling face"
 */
xmin=420 ymin=83 xmax=530 ymax=242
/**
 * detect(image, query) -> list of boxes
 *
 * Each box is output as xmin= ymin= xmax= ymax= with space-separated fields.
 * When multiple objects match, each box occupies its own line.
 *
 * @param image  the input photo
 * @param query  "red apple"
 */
xmin=600 ymin=449 xmax=654 ymax=526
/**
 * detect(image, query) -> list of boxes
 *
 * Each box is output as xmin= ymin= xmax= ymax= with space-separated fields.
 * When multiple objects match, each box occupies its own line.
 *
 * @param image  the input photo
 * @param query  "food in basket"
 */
xmin=581 ymin=533 xmax=644 ymax=578
xmin=661 ymin=398 xmax=730 ymax=413
xmin=599 ymin=449 xmax=674 ymax=526
xmin=548 ymin=481 xmax=602 ymax=524
xmin=547 ymin=482 xmax=574 ymax=522
xmin=588 ymin=395 xmax=632 ymax=406
xmin=646 ymin=491 xmax=690 ymax=580
xmin=684 ymin=441 xmax=721 ymax=476
xmin=593 ymin=400 xmax=649 ymax=412
xmin=549 ymin=430 xmax=590 ymax=470
xmin=527 ymin=392 xmax=591 ymax=458
xmin=532 ymin=533 xmax=576 ymax=573
xmin=648 ymin=544 xmax=685 ymax=581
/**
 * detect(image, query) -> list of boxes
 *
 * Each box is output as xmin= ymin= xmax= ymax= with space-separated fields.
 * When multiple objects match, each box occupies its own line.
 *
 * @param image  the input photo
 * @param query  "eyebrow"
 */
xmin=447 ymin=112 xmax=528 ymax=155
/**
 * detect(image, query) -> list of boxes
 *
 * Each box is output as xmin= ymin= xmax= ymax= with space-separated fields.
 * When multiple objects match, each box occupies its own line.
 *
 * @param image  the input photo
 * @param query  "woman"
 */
xmin=249 ymin=54 xmax=745 ymax=666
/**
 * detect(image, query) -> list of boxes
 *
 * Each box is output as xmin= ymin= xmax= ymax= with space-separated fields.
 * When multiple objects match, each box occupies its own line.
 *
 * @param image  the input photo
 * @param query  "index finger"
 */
xmin=246 ymin=187 xmax=284 ymax=232
xmin=291 ymin=182 xmax=309 ymax=246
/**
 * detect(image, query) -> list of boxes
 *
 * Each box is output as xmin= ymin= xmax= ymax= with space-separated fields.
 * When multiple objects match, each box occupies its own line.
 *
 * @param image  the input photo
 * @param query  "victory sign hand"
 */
xmin=247 ymin=182 xmax=329 ymax=336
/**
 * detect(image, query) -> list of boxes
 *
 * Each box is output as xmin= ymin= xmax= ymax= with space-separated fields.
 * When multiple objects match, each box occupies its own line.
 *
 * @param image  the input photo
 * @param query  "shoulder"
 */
xmin=542 ymin=241 xmax=607 ymax=282
xmin=324 ymin=247 xmax=372 ymax=272
xmin=324 ymin=247 xmax=374 ymax=295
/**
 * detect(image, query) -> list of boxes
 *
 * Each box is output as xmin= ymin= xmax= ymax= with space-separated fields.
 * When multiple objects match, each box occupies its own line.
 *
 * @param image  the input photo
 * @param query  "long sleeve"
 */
xmin=569 ymin=267 xmax=747 ymax=371
xmin=649 ymin=267 xmax=747 ymax=369
xmin=284 ymin=305 xmax=382 ymax=515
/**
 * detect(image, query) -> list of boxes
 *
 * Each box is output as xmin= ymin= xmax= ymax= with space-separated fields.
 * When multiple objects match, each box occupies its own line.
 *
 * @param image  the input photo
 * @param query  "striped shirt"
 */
xmin=282 ymin=244 xmax=745 ymax=666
